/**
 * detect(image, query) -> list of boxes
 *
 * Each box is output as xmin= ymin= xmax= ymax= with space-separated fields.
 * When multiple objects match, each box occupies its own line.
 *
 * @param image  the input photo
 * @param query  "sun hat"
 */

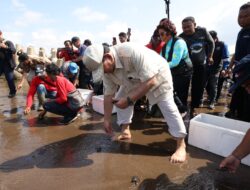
xmin=82 ymin=44 xmax=104 ymax=82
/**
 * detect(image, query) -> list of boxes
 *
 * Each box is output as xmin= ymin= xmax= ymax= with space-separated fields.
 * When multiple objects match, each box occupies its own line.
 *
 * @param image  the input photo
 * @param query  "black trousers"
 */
xmin=0 ymin=63 xmax=16 ymax=95
xmin=191 ymin=64 xmax=207 ymax=108
xmin=205 ymin=70 xmax=220 ymax=104
xmin=172 ymin=73 xmax=192 ymax=107
xmin=76 ymin=61 xmax=93 ymax=89
xmin=216 ymin=74 xmax=229 ymax=101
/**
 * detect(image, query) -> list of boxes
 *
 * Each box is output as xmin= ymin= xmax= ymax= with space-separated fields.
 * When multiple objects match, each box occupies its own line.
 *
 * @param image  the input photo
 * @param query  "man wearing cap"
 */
xmin=0 ymin=30 xmax=17 ymax=98
xmin=219 ymin=54 xmax=250 ymax=172
xmin=71 ymin=36 xmax=92 ymax=89
xmin=61 ymin=61 xmax=79 ymax=86
xmin=83 ymin=42 xmax=187 ymax=163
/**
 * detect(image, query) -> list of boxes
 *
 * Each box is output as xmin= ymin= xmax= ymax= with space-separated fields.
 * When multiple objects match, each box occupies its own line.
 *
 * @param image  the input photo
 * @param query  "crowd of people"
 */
xmin=0 ymin=2 xmax=250 ymax=171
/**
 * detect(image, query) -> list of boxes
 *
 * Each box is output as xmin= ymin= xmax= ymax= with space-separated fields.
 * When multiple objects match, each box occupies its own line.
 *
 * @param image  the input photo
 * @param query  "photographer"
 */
xmin=56 ymin=40 xmax=78 ymax=62
xmin=0 ymin=30 xmax=17 ymax=98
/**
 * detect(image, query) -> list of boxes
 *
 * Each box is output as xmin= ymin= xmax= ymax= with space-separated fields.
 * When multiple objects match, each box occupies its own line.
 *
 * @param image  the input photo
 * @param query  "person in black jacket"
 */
xmin=179 ymin=17 xmax=215 ymax=116
xmin=205 ymin=30 xmax=230 ymax=109
xmin=0 ymin=30 xmax=16 ymax=98
xmin=225 ymin=2 xmax=250 ymax=121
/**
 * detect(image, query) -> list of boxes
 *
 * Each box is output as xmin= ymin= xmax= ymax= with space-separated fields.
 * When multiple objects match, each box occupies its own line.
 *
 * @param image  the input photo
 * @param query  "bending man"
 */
xmin=83 ymin=43 xmax=187 ymax=163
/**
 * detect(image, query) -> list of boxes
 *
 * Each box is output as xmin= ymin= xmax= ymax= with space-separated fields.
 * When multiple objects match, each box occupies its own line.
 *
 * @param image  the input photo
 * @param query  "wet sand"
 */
xmin=0 ymin=78 xmax=250 ymax=190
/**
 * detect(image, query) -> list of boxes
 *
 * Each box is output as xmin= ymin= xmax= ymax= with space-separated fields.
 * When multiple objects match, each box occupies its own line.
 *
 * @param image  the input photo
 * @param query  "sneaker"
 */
xmin=208 ymin=103 xmax=215 ymax=110
xmin=37 ymin=105 xmax=44 ymax=111
xmin=59 ymin=114 xmax=78 ymax=125
xmin=8 ymin=93 xmax=16 ymax=98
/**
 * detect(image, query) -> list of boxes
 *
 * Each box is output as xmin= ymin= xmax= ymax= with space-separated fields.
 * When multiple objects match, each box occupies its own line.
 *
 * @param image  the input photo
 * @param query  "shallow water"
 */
xmin=0 ymin=78 xmax=249 ymax=190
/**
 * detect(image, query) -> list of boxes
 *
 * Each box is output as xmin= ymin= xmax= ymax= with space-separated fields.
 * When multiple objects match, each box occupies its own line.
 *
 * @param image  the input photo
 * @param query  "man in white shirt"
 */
xmin=83 ymin=42 xmax=187 ymax=163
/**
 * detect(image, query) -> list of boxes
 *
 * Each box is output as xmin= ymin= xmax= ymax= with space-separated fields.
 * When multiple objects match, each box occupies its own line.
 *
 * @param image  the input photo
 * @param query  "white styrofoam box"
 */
xmin=188 ymin=113 xmax=250 ymax=166
xmin=92 ymin=95 xmax=117 ymax=115
xmin=77 ymin=89 xmax=93 ymax=105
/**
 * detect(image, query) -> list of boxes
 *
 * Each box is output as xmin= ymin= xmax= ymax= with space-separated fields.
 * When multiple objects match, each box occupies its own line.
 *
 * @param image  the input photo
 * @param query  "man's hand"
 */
xmin=0 ymin=43 xmax=7 ymax=49
xmin=113 ymin=97 xmax=128 ymax=109
xmin=219 ymin=155 xmax=241 ymax=173
xmin=17 ymin=83 xmax=23 ymax=90
xmin=104 ymin=120 xmax=113 ymax=135
xmin=226 ymin=68 xmax=232 ymax=76
xmin=208 ymin=57 xmax=214 ymax=65
xmin=24 ymin=107 xmax=31 ymax=115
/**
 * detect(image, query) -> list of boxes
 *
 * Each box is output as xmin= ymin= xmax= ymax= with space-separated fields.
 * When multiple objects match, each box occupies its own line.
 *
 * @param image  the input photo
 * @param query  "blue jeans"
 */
xmin=37 ymin=84 xmax=57 ymax=99
xmin=0 ymin=62 xmax=16 ymax=94
xmin=43 ymin=101 xmax=78 ymax=118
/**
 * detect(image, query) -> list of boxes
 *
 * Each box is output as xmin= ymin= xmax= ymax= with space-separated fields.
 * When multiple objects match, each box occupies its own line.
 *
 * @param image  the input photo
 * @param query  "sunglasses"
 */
xmin=159 ymin=31 xmax=168 ymax=37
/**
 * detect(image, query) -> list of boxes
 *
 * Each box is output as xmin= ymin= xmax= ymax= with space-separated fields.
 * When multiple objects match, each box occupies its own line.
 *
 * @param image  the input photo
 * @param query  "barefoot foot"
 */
xmin=170 ymin=146 xmax=186 ymax=163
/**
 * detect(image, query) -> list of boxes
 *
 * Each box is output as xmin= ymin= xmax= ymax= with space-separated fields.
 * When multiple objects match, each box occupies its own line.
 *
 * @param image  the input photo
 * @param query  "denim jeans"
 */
xmin=0 ymin=62 xmax=16 ymax=94
xmin=37 ymin=84 xmax=57 ymax=99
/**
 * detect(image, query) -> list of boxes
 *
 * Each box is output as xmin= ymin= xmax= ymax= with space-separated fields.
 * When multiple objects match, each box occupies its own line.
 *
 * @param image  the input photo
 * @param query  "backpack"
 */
xmin=162 ymin=37 xmax=192 ymax=76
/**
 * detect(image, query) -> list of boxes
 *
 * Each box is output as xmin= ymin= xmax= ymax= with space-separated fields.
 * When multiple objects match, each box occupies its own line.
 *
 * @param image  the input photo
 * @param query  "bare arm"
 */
xmin=220 ymin=129 xmax=250 ymax=172
xmin=232 ymin=129 xmax=250 ymax=160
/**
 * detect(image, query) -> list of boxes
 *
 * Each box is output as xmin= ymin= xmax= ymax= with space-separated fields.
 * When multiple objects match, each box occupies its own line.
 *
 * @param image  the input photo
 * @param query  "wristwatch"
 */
xmin=127 ymin=96 xmax=134 ymax=106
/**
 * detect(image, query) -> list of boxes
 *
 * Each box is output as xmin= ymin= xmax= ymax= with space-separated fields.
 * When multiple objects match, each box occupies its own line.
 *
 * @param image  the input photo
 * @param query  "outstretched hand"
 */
xmin=24 ymin=107 xmax=31 ymax=115
xmin=219 ymin=155 xmax=241 ymax=173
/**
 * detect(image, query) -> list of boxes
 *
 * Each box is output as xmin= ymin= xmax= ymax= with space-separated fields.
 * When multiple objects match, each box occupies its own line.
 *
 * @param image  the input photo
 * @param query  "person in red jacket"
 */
xmin=146 ymin=29 xmax=165 ymax=54
xmin=24 ymin=64 xmax=80 ymax=125
xmin=57 ymin=40 xmax=78 ymax=62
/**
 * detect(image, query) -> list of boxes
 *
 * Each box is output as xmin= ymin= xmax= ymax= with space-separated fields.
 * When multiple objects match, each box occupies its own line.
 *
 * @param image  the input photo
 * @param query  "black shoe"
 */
xmin=225 ymin=110 xmax=236 ymax=118
xmin=8 ymin=93 xmax=16 ymax=98
xmin=59 ymin=114 xmax=78 ymax=125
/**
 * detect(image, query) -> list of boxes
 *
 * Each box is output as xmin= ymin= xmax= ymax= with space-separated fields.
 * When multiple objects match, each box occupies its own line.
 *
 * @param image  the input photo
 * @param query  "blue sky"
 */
xmin=1 ymin=0 xmax=246 ymax=54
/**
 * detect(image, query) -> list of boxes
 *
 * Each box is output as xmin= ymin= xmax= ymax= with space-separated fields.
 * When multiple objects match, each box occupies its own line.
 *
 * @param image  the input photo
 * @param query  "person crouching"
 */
xmin=24 ymin=64 xmax=81 ymax=125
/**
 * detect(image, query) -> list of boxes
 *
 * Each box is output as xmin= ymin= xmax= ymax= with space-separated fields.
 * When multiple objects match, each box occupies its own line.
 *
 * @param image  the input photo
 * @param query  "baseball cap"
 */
xmin=229 ymin=54 xmax=250 ymax=93
xmin=83 ymin=44 xmax=104 ymax=82
xmin=68 ymin=62 xmax=79 ymax=74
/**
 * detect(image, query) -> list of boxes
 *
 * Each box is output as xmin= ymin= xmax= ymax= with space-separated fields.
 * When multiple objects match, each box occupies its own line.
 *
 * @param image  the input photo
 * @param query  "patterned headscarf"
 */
xmin=159 ymin=18 xmax=177 ymax=36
